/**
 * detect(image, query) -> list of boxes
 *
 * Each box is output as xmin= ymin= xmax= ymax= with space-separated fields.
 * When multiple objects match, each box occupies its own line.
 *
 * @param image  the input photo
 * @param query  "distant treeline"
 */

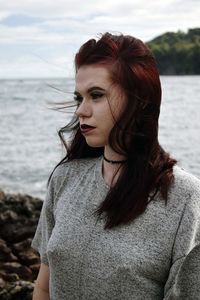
xmin=147 ymin=28 xmax=200 ymax=75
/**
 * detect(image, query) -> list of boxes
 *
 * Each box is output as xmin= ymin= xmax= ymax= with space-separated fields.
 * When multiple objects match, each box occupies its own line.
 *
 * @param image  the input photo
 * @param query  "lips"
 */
xmin=80 ymin=124 xmax=95 ymax=134
xmin=80 ymin=124 xmax=95 ymax=129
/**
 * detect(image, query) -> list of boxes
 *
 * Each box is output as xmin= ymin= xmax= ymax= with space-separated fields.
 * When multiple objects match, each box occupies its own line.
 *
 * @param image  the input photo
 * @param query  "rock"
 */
xmin=13 ymin=239 xmax=32 ymax=252
xmin=2 ymin=280 xmax=35 ymax=300
xmin=29 ymin=263 xmax=40 ymax=276
xmin=16 ymin=249 xmax=40 ymax=266
xmin=0 ymin=277 xmax=6 ymax=289
xmin=0 ymin=270 xmax=19 ymax=282
xmin=0 ymin=189 xmax=43 ymax=299
xmin=0 ymin=239 xmax=18 ymax=262
xmin=0 ymin=262 xmax=32 ymax=280
xmin=0 ymin=189 xmax=5 ymax=201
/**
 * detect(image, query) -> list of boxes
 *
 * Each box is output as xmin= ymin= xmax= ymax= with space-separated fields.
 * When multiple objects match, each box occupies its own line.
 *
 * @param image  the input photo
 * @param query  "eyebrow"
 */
xmin=74 ymin=86 xmax=106 ymax=95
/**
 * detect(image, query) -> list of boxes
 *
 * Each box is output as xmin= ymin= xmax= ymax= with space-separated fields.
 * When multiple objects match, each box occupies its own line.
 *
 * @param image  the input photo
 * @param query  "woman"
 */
xmin=32 ymin=32 xmax=200 ymax=299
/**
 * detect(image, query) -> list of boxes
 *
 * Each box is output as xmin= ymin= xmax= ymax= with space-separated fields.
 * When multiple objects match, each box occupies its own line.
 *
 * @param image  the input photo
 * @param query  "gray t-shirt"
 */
xmin=31 ymin=155 xmax=200 ymax=299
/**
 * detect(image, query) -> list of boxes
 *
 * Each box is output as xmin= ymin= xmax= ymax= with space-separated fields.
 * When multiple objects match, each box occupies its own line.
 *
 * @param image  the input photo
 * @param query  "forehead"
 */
xmin=75 ymin=65 xmax=112 ymax=92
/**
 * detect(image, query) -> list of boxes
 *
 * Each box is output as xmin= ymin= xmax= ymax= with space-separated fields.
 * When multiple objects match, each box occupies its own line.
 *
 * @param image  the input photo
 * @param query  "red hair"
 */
xmin=49 ymin=32 xmax=177 ymax=229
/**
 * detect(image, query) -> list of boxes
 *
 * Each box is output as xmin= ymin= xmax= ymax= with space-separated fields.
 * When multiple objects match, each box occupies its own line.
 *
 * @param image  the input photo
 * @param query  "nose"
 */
xmin=75 ymin=99 xmax=92 ymax=117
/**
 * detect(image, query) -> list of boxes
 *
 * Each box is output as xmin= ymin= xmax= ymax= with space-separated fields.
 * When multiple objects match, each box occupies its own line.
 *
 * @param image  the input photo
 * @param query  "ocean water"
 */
xmin=0 ymin=76 xmax=200 ymax=199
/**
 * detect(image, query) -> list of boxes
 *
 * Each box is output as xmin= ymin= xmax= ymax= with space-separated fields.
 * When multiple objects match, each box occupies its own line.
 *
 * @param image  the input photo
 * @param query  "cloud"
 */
xmin=0 ymin=0 xmax=198 ymax=19
xmin=0 ymin=0 xmax=199 ymax=78
xmin=0 ymin=54 xmax=73 ymax=79
xmin=0 ymin=0 xmax=113 ymax=18
xmin=0 ymin=14 xmax=44 ymax=27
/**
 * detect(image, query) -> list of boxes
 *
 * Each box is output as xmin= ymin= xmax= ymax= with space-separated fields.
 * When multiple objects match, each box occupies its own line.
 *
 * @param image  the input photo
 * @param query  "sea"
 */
xmin=0 ymin=76 xmax=200 ymax=199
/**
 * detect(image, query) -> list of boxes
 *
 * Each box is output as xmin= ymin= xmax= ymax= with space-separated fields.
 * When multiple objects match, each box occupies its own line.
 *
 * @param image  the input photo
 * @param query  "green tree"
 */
xmin=147 ymin=28 xmax=200 ymax=75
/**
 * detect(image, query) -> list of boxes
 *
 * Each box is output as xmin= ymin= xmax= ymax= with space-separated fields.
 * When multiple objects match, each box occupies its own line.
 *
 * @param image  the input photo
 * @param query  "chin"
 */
xmin=84 ymin=138 xmax=105 ymax=148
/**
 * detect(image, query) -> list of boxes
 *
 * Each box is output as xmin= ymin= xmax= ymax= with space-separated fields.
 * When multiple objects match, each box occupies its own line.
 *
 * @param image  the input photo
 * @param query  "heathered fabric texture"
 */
xmin=31 ymin=155 xmax=200 ymax=299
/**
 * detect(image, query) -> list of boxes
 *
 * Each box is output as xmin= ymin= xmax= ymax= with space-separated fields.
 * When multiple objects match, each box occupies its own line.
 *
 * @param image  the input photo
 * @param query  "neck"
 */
xmin=103 ymin=154 xmax=128 ymax=164
xmin=104 ymin=147 xmax=127 ymax=162
xmin=102 ymin=148 xmax=127 ymax=187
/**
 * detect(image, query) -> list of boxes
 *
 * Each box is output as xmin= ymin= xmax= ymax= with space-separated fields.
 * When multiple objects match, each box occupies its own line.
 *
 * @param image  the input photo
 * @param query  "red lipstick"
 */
xmin=80 ymin=124 xmax=95 ymax=134
xmin=80 ymin=124 xmax=95 ymax=133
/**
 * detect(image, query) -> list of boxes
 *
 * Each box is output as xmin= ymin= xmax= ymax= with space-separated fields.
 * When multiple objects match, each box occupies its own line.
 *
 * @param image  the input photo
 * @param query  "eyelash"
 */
xmin=74 ymin=92 xmax=104 ymax=103
xmin=74 ymin=96 xmax=82 ymax=103
xmin=92 ymin=92 xmax=104 ymax=99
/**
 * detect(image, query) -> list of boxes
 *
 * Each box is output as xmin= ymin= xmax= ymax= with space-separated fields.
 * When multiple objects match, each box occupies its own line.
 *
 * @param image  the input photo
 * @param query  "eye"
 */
xmin=90 ymin=92 xmax=104 ymax=100
xmin=74 ymin=95 xmax=83 ymax=104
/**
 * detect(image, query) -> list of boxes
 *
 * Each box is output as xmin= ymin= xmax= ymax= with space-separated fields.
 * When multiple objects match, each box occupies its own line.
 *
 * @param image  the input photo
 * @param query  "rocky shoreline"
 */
xmin=0 ymin=189 xmax=42 ymax=300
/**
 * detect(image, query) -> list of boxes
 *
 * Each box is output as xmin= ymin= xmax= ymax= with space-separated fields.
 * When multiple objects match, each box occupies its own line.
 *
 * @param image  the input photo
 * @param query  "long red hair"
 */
xmin=49 ymin=32 xmax=177 ymax=229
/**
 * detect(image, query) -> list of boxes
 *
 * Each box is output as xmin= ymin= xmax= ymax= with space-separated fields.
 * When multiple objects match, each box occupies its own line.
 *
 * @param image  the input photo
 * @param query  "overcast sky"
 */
xmin=0 ymin=0 xmax=199 ymax=79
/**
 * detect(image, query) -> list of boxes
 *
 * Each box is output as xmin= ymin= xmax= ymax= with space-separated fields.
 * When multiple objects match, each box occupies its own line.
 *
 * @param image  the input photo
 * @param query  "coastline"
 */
xmin=0 ymin=189 xmax=42 ymax=299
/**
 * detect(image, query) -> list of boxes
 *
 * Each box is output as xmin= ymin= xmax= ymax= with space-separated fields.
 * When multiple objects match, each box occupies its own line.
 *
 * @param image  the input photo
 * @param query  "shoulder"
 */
xmin=52 ymin=156 xmax=99 ymax=178
xmin=172 ymin=165 xmax=200 ymax=196
xmin=49 ymin=156 xmax=100 ymax=190
xmin=167 ymin=164 xmax=200 ymax=211
xmin=47 ymin=157 xmax=100 ymax=205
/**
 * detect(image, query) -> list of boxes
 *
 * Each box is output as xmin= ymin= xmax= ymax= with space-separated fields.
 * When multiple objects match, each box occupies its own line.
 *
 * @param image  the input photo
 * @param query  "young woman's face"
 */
xmin=74 ymin=65 xmax=126 ymax=148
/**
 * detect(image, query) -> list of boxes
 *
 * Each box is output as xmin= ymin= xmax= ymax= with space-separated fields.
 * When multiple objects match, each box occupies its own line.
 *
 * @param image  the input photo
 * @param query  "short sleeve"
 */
xmin=164 ymin=187 xmax=200 ymax=299
xmin=31 ymin=175 xmax=55 ymax=265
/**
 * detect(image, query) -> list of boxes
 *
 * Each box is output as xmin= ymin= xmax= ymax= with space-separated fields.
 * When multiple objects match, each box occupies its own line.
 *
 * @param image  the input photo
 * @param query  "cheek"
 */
xmin=102 ymin=111 xmax=115 ymax=130
xmin=109 ymin=100 xmax=124 ymax=121
xmin=97 ymin=104 xmax=115 ymax=126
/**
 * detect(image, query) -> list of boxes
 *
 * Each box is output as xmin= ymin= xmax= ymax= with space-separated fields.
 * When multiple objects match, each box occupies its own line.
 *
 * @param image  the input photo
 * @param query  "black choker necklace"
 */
xmin=103 ymin=155 xmax=128 ymax=164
